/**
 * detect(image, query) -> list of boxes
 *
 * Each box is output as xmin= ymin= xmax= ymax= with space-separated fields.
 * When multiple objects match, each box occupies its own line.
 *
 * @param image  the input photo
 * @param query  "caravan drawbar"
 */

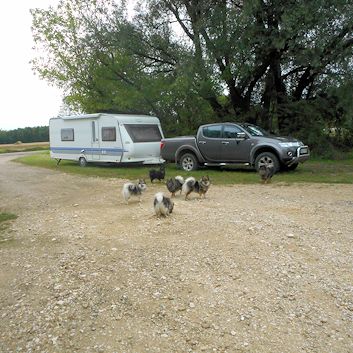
xmin=49 ymin=113 xmax=164 ymax=166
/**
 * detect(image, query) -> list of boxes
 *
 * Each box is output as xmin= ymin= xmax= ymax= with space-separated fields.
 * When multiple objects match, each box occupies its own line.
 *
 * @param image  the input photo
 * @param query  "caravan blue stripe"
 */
xmin=50 ymin=147 xmax=127 ymax=152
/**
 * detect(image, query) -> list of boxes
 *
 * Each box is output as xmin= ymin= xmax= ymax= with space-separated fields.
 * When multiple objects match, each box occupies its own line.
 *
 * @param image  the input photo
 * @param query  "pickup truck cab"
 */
xmin=161 ymin=122 xmax=310 ymax=172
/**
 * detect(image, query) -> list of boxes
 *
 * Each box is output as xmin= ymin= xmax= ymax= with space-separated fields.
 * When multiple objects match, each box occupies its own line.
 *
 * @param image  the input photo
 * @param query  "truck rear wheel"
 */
xmin=180 ymin=153 xmax=199 ymax=172
xmin=255 ymin=152 xmax=279 ymax=173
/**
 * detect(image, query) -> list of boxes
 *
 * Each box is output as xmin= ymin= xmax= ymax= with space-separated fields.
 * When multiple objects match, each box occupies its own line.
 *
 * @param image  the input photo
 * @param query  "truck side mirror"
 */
xmin=236 ymin=132 xmax=247 ymax=139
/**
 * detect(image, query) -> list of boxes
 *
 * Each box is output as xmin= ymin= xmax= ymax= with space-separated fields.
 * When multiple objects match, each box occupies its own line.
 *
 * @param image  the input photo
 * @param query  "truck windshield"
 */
xmin=239 ymin=123 xmax=271 ymax=137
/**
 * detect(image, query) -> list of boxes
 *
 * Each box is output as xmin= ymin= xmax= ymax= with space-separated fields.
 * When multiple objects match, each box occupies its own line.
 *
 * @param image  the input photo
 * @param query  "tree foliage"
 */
xmin=0 ymin=126 xmax=49 ymax=144
xmin=31 ymin=0 xmax=353 ymax=151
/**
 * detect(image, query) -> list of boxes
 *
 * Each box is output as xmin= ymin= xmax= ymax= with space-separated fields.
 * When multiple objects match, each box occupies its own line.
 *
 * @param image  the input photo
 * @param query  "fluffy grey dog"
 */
xmin=258 ymin=165 xmax=275 ymax=184
xmin=166 ymin=175 xmax=184 ymax=197
xmin=122 ymin=179 xmax=147 ymax=203
xmin=182 ymin=176 xmax=211 ymax=200
xmin=153 ymin=192 xmax=174 ymax=216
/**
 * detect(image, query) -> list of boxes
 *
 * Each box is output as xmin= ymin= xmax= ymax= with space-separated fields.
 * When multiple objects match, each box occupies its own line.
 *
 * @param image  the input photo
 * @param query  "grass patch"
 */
xmin=14 ymin=151 xmax=353 ymax=184
xmin=0 ymin=212 xmax=18 ymax=242
xmin=0 ymin=212 xmax=17 ymax=223
xmin=0 ymin=142 xmax=49 ymax=154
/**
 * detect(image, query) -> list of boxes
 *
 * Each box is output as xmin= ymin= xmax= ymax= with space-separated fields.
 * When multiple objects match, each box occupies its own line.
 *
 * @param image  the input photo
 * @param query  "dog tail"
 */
xmin=175 ymin=175 xmax=184 ymax=184
xmin=122 ymin=183 xmax=131 ymax=201
xmin=154 ymin=192 xmax=165 ymax=216
xmin=182 ymin=177 xmax=196 ymax=194
xmin=155 ymin=192 xmax=164 ymax=203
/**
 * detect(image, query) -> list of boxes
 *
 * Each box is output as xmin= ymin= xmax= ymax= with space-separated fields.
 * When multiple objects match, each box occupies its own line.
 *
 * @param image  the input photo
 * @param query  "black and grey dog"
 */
xmin=258 ymin=165 xmax=275 ymax=184
xmin=122 ymin=179 xmax=147 ymax=203
xmin=166 ymin=176 xmax=184 ymax=197
xmin=149 ymin=164 xmax=166 ymax=183
xmin=153 ymin=192 xmax=174 ymax=217
xmin=182 ymin=176 xmax=211 ymax=200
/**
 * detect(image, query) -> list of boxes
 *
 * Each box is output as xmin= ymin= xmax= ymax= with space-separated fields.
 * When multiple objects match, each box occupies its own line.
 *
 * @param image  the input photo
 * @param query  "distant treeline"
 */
xmin=0 ymin=126 xmax=49 ymax=144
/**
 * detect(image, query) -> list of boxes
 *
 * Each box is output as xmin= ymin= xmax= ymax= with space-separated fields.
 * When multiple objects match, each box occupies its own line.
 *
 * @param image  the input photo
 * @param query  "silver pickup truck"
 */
xmin=160 ymin=122 xmax=310 ymax=172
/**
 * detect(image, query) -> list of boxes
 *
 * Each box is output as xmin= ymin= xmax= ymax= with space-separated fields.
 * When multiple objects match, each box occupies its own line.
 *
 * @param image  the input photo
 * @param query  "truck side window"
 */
xmin=202 ymin=125 xmax=222 ymax=138
xmin=61 ymin=128 xmax=74 ymax=141
xmin=223 ymin=125 xmax=242 ymax=139
xmin=102 ymin=127 xmax=116 ymax=141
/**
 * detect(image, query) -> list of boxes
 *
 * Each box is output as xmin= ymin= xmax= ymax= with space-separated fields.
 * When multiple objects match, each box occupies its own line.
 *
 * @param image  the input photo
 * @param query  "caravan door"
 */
xmin=91 ymin=120 xmax=100 ymax=160
xmin=99 ymin=117 xmax=124 ymax=163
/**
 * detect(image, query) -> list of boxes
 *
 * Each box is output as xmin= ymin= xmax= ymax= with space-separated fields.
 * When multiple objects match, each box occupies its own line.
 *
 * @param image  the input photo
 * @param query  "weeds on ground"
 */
xmin=0 ymin=212 xmax=18 ymax=243
xmin=14 ymin=151 xmax=353 ymax=184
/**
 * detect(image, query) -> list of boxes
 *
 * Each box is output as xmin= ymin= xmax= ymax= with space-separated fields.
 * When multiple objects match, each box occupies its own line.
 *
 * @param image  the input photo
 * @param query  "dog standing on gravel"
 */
xmin=153 ymin=192 xmax=174 ymax=217
xmin=182 ymin=176 xmax=211 ymax=200
xmin=149 ymin=164 xmax=165 ymax=183
xmin=122 ymin=179 xmax=147 ymax=203
xmin=166 ymin=175 xmax=184 ymax=197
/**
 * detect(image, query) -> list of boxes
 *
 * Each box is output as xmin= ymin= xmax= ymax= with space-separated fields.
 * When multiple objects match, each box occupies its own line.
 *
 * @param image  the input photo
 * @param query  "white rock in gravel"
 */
xmin=287 ymin=233 xmax=295 ymax=238
xmin=189 ymin=302 xmax=195 ymax=308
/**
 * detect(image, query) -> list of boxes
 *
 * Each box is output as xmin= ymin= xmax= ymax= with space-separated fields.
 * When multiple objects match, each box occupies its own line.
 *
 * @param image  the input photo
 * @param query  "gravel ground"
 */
xmin=0 ymin=153 xmax=352 ymax=353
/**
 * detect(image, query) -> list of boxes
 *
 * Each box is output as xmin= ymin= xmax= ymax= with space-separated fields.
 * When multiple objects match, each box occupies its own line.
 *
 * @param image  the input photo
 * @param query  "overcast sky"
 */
xmin=0 ymin=1 xmax=63 ymax=131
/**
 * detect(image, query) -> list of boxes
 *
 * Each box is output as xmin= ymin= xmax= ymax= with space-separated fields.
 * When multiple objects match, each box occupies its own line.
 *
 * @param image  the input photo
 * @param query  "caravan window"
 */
xmin=61 ymin=128 xmax=74 ymax=141
xmin=124 ymin=124 xmax=162 ymax=143
xmin=102 ymin=127 xmax=116 ymax=141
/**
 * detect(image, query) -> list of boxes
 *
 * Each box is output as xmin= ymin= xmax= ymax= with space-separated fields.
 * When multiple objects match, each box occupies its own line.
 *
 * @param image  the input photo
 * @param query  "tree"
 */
xmin=31 ymin=0 xmax=353 ymax=143
xmin=0 ymin=126 xmax=49 ymax=144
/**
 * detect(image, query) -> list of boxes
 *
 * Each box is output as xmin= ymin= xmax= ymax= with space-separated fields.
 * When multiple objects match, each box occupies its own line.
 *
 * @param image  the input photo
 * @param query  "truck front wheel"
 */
xmin=180 ymin=153 xmax=199 ymax=172
xmin=255 ymin=152 xmax=280 ymax=173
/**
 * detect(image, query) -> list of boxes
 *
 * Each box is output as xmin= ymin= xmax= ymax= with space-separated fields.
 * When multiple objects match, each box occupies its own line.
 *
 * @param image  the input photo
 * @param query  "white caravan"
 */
xmin=49 ymin=113 xmax=164 ymax=166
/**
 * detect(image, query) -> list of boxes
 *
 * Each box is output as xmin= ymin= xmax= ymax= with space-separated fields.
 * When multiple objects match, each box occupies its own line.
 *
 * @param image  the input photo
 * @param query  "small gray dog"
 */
xmin=258 ymin=165 xmax=275 ymax=184
xmin=122 ymin=179 xmax=147 ymax=203
xmin=182 ymin=176 xmax=211 ymax=200
xmin=166 ymin=175 xmax=184 ymax=197
xmin=153 ymin=192 xmax=174 ymax=216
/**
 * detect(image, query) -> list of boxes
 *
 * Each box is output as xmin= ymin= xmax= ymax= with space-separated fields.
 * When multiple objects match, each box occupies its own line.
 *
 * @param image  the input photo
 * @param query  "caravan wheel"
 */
xmin=79 ymin=157 xmax=87 ymax=167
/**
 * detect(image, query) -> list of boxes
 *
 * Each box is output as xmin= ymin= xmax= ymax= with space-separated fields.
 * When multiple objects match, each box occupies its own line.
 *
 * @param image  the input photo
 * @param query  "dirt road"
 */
xmin=0 ymin=154 xmax=352 ymax=353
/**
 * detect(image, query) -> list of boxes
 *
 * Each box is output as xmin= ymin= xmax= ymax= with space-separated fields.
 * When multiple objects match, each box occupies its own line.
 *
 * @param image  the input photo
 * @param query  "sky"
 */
xmin=0 ymin=1 xmax=63 ymax=131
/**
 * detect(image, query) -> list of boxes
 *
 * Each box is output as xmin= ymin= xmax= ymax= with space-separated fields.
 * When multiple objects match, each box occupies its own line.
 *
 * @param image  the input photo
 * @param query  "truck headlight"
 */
xmin=279 ymin=142 xmax=300 ymax=148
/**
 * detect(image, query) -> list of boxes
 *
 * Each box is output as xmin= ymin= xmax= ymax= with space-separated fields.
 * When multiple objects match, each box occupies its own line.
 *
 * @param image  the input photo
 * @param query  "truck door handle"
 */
xmin=199 ymin=141 xmax=206 ymax=144
xmin=221 ymin=141 xmax=229 ymax=145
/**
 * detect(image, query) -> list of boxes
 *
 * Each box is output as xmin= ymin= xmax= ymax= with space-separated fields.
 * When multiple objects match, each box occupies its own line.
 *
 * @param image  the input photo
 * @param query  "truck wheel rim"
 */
xmin=182 ymin=157 xmax=194 ymax=171
xmin=259 ymin=156 xmax=274 ymax=168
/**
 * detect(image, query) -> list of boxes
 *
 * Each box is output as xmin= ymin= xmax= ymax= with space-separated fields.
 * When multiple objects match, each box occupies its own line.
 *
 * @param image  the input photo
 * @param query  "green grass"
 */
xmin=0 ymin=212 xmax=18 ymax=240
xmin=0 ymin=212 xmax=17 ymax=223
xmin=14 ymin=151 xmax=353 ymax=184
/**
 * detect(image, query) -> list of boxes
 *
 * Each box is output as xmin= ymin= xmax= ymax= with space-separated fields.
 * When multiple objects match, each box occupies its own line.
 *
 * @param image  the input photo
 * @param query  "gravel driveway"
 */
xmin=0 ymin=153 xmax=352 ymax=353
